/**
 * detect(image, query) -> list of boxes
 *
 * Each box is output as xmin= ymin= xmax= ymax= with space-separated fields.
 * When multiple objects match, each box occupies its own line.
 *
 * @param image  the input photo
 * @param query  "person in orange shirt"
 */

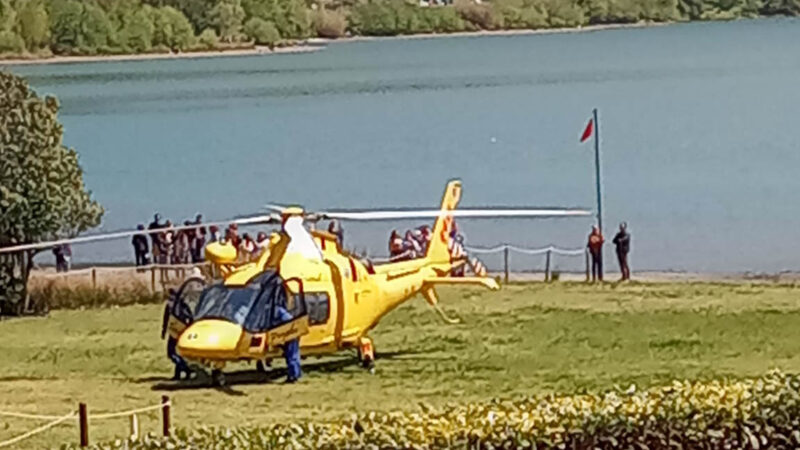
xmin=587 ymin=226 xmax=604 ymax=282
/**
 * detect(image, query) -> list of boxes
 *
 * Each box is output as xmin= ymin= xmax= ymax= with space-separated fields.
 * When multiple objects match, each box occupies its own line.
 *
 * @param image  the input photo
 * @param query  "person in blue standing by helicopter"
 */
xmin=273 ymin=302 xmax=301 ymax=383
xmin=161 ymin=288 xmax=193 ymax=380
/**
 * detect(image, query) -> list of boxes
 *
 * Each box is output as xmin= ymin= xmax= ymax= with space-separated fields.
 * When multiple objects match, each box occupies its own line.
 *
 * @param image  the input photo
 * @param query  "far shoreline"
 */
xmin=0 ymin=21 xmax=669 ymax=67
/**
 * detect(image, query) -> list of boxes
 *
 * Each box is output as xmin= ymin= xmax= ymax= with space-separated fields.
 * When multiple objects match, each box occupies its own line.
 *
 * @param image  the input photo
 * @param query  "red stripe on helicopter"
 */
xmin=348 ymin=258 xmax=358 ymax=282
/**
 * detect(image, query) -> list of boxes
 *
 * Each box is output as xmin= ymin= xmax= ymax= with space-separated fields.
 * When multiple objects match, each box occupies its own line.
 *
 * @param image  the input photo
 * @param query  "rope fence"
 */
xmin=31 ymin=262 xmax=211 ymax=293
xmin=0 ymin=397 xmax=171 ymax=448
xmin=465 ymin=244 xmax=589 ymax=282
xmin=0 ymin=413 xmax=75 ymax=448
xmin=30 ymin=243 xmax=591 ymax=287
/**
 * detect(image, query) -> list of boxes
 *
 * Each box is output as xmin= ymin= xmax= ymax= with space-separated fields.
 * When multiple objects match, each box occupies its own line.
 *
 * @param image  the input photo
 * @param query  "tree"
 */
xmin=243 ymin=16 xmax=279 ymax=45
xmin=209 ymin=0 xmax=245 ymax=42
xmin=118 ymin=6 xmax=154 ymax=51
xmin=311 ymin=8 xmax=347 ymax=38
xmin=151 ymin=6 xmax=195 ymax=50
xmin=197 ymin=26 xmax=218 ymax=47
xmin=48 ymin=0 xmax=84 ymax=52
xmin=0 ymin=29 xmax=24 ymax=52
xmin=18 ymin=0 xmax=50 ymax=50
xmin=0 ymin=72 xmax=103 ymax=315
xmin=280 ymin=0 xmax=310 ymax=38
xmin=0 ymin=0 xmax=18 ymax=33
xmin=81 ymin=2 xmax=113 ymax=50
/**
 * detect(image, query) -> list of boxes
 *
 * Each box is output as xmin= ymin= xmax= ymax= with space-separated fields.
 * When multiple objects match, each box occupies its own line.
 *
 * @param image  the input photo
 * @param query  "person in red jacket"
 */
xmin=587 ymin=226 xmax=604 ymax=282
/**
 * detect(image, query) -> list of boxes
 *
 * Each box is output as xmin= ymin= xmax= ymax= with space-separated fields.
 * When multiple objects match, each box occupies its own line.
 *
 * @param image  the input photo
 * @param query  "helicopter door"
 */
xmin=163 ymin=276 xmax=205 ymax=340
xmin=265 ymin=277 xmax=310 ymax=349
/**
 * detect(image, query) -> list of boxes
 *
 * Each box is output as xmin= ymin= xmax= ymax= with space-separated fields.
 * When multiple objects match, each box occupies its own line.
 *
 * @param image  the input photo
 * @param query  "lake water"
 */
xmin=5 ymin=19 xmax=800 ymax=272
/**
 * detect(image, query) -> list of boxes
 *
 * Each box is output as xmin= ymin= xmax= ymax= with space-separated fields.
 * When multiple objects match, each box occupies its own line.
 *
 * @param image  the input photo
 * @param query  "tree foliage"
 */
xmin=151 ymin=6 xmax=195 ymax=49
xmin=0 ymin=72 xmax=103 ymax=315
xmin=209 ymin=0 xmax=245 ymax=41
xmin=0 ymin=0 xmax=797 ymax=65
xmin=18 ymin=0 xmax=49 ymax=50
xmin=243 ymin=16 xmax=280 ymax=45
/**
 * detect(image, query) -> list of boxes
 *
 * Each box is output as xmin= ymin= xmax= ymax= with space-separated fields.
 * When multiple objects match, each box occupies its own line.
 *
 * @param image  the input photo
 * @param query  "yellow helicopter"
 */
xmin=0 ymin=179 xmax=589 ymax=384
xmin=162 ymin=180 xmax=590 ymax=383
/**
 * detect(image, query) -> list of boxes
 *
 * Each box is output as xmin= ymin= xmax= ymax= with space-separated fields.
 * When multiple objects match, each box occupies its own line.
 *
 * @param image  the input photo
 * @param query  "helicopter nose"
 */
xmin=177 ymin=320 xmax=243 ymax=360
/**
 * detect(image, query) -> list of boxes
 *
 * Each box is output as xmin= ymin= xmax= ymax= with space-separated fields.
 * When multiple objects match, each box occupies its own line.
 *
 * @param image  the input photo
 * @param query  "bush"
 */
xmin=544 ymin=0 xmax=586 ymax=26
xmin=0 ymin=30 xmax=24 ymax=53
xmin=243 ymin=16 xmax=280 ymax=46
xmin=454 ymin=0 xmax=495 ymax=29
xmin=311 ymin=8 xmax=347 ymax=38
xmin=492 ymin=0 xmax=548 ymax=28
xmin=208 ymin=0 xmax=245 ymax=42
xmin=118 ymin=8 xmax=154 ymax=52
xmin=151 ymin=6 xmax=195 ymax=50
xmin=197 ymin=27 xmax=218 ymax=48
xmin=68 ymin=370 xmax=800 ymax=449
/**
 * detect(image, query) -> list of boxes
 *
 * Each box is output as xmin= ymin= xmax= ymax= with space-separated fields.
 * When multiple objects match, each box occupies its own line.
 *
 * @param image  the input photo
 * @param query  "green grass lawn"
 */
xmin=2 ymin=281 xmax=800 ymax=448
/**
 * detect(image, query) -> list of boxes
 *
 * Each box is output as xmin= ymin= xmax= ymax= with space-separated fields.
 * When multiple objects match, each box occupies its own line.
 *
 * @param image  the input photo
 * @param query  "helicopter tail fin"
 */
xmin=426 ymin=180 xmax=462 ymax=264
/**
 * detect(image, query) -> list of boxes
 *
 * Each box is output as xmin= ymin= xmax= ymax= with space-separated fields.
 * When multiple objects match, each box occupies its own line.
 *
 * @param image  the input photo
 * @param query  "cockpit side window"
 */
xmin=306 ymin=293 xmax=330 ymax=325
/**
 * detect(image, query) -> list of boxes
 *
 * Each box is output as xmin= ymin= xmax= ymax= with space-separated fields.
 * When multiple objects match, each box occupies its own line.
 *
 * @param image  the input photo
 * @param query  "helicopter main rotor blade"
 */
xmin=0 ymin=214 xmax=281 ymax=254
xmin=318 ymin=208 xmax=592 ymax=221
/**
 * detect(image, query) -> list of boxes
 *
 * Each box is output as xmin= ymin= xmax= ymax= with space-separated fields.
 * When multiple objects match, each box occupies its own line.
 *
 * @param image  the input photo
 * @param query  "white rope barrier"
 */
xmin=0 ymin=412 xmax=75 ymax=448
xmin=465 ymin=245 xmax=586 ymax=256
xmin=31 ymin=263 xmax=209 ymax=280
xmin=90 ymin=401 xmax=168 ymax=420
xmin=462 ymin=245 xmax=508 ymax=254
xmin=0 ymin=411 xmax=74 ymax=421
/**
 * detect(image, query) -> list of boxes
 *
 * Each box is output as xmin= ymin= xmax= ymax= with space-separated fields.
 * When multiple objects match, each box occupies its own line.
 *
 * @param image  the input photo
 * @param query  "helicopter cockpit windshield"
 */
xmin=193 ymin=271 xmax=294 ymax=333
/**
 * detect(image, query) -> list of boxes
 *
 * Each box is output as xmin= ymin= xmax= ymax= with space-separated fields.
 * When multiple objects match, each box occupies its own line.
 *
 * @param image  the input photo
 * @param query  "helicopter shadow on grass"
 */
xmin=149 ymin=356 xmax=360 ymax=396
xmin=146 ymin=349 xmax=429 ymax=395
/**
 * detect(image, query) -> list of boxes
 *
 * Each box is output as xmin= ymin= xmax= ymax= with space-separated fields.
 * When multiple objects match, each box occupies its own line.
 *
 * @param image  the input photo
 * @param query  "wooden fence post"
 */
xmin=503 ymin=245 xmax=509 ymax=284
xmin=545 ymin=249 xmax=551 ymax=283
xmin=91 ymin=268 xmax=96 ymax=288
xmin=151 ymin=266 xmax=156 ymax=293
xmin=162 ymin=395 xmax=170 ymax=437
xmin=79 ymin=402 xmax=88 ymax=448
xmin=130 ymin=413 xmax=139 ymax=440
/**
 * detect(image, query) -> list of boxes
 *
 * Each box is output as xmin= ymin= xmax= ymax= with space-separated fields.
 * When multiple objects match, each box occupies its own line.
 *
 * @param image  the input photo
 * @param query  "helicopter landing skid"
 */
xmin=357 ymin=337 xmax=375 ymax=372
xmin=210 ymin=369 xmax=226 ymax=387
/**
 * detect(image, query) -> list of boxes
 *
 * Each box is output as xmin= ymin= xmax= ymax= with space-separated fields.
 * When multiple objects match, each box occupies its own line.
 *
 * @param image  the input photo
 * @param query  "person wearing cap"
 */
xmin=612 ymin=222 xmax=631 ymax=281
xmin=587 ymin=225 xmax=604 ymax=282
xmin=209 ymin=225 xmax=221 ymax=243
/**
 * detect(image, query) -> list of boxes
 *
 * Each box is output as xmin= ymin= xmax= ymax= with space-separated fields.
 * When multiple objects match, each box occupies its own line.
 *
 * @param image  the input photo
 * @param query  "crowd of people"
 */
xmin=132 ymin=213 xmax=284 ymax=266
xmin=389 ymin=225 xmax=433 ymax=261
xmin=131 ymin=213 xmax=209 ymax=266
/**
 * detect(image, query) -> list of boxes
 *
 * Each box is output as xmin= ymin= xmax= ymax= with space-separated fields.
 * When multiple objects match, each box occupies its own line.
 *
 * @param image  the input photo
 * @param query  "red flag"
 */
xmin=580 ymin=118 xmax=593 ymax=143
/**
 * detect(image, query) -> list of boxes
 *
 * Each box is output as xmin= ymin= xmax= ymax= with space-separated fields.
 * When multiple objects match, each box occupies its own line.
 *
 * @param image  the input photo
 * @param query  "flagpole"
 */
xmin=592 ymin=107 xmax=604 ymax=280
xmin=593 ymin=108 xmax=603 ymax=234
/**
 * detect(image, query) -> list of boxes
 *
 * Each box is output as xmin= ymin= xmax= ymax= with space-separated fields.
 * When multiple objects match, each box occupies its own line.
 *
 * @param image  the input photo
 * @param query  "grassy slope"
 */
xmin=2 ymin=281 xmax=800 ymax=447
